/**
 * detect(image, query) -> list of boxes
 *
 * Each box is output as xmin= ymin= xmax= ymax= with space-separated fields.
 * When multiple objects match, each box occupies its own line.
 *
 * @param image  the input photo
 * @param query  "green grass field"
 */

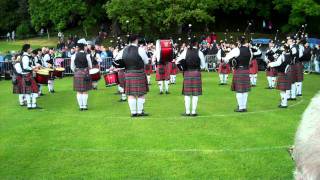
xmin=0 ymin=38 xmax=58 ymax=53
xmin=1 ymin=72 xmax=320 ymax=179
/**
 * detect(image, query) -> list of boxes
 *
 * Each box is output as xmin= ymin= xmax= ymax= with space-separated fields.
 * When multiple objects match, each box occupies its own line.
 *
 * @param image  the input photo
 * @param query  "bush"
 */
xmin=16 ymin=22 xmax=32 ymax=38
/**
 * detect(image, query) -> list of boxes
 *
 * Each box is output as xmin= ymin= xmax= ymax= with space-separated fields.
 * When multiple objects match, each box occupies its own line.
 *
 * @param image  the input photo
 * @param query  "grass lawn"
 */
xmin=0 ymin=38 xmax=58 ymax=53
xmin=0 ymin=71 xmax=320 ymax=179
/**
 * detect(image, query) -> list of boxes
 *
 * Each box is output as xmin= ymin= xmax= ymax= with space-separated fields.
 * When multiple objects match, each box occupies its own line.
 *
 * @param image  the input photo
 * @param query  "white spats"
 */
xmin=291 ymin=84 xmax=297 ymax=99
xmin=271 ymin=77 xmax=276 ymax=88
xmin=137 ymin=98 xmax=145 ymax=114
xmin=236 ymin=93 xmax=248 ymax=110
xmin=128 ymin=98 xmax=137 ymax=114
xmin=82 ymin=94 xmax=88 ymax=108
xmin=31 ymin=93 xmax=38 ymax=108
xmin=250 ymin=74 xmax=257 ymax=86
xmin=296 ymin=82 xmax=302 ymax=95
xmin=158 ymin=81 xmax=163 ymax=92
xmin=76 ymin=94 xmax=82 ymax=108
xmin=48 ymin=80 xmax=54 ymax=92
xmin=280 ymin=91 xmax=287 ymax=106
xmin=170 ymin=75 xmax=176 ymax=84
xmin=219 ymin=74 xmax=224 ymax=83
xmin=147 ymin=75 xmax=151 ymax=84
xmin=18 ymin=94 xmax=24 ymax=105
xmin=192 ymin=96 xmax=198 ymax=115
xmin=25 ymin=94 xmax=31 ymax=108
xmin=184 ymin=96 xmax=191 ymax=114
xmin=164 ymin=80 xmax=169 ymax=92
xmin=267 ymin=76 xmax=272 ymax=88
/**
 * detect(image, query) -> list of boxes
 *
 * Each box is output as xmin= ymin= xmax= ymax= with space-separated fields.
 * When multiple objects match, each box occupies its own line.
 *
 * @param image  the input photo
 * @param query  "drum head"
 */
xmin=90 ymin=68 xmax=100 ymax=74
xmin=37 ymin=70 xmax=49 ymax=75
xmin=155 ymin=40 xmax=161 ymax=62
xmin=55 ymin=67 xmax=65 ymax=71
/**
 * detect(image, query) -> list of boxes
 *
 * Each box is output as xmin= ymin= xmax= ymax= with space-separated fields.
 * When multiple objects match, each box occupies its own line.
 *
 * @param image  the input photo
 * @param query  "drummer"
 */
xmin=90 ymin=46 xmax=102 ymax=90
xmin=43 ymin=48 xmax=55 ymax=93
xmin=155 ymin=41 xmax=171 ymax=95
xmin=35 ymin=48 xmax=46 ymax=96
xmin=71 ymin=39 xmax=92 ymax=111
xmin=21 ymin=44 xmax=41 ymax=109
xmin=11 ymin=54 xmax=25 ymax=106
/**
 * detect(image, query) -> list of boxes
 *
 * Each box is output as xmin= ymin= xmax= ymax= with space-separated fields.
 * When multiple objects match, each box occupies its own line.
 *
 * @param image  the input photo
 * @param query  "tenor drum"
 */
xmin=53 ymin=67 xmax=65 ymax=78
xmin=35 ymin=69 xmax=49 ymax=84
xmin=156 ymin=39 xmax=173 ymax=64
xmin=89 ymin=68 xmax=101 ymax=81
xmin=104 ymin=72 xmax=118 ymax=87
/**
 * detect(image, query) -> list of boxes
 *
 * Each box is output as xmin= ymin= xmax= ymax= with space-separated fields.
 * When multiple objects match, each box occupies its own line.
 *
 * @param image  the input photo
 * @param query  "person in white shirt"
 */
xmin=115 ymin=35 xmax=149 ymax=117
xmin=223 ymin=36 xmax=253 ymax=112
xmin=89 ymin=46 xmax=102 ymax=90
xmin=71 ymin=40 xmax=93 ymax=111
xmin=176 ymin=39 xmax=205 ymax=116
xmin=43 ymin=48 xmax=56 ymax=93
xmin=12 ymin=54 xmax=25 ymax=106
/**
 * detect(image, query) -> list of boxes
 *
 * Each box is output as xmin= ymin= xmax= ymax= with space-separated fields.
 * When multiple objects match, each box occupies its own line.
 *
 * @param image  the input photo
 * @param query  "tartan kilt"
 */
xmin=218 ymin=63 xmax=231 ymax=74
xmin=144 ymin=64 xmax=153 ymax=75
xmin=170 ymin=62 xmax=178 ymax=75
xmin=73 ymin=68 xmax=92 ymax=92
xmin=12 ymin=75 xmax=24 ymax=94
xmin=266 ymin=67 xmax=277 ymax=77
xmin=231 ymin=68 xmax=251 ymax=93
xmin=286 ymin=65 xmax=297 ymax=84
xmin=182 ymin=70 xmax=202 ymax=96
xmin=21 ymin=73 xmax=39 ymax=94
xmin=117 ymin=69 xmax=126 ymax=88
xmin=249 ymin=59 xmax=258 ymax=74
xmin=156 ymin=64 xmax=170 ymax=81
xmin=296 ymin=62 xmax=304 ymax=82
xmin=276 ymin=72 xmax=291 ymax=91
xmin=125 ymin=70 xmax=148 ymax=96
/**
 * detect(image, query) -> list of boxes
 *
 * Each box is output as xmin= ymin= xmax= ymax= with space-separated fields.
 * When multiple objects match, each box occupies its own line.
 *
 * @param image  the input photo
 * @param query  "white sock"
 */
xmin=77 ymin=94 xmax=82 ymax=108
xmin=253 ymin=74 xmax=257 ymax=85
xmin=184 ymin=96 xmax=191 ymax=114
xmin=118 ymin=85 xmax=122 ymax=92
xmin=25 ymin=94 xmax=31 ymax=108
xmin=290 ymin=84 xmax=296 ymax=98
xmin=38 ymin=85 xmax=42 ymax=94
xmin=137 ymin=98 xmax=144 ymax=114
xmin=286 ymin=90 xmax=291 ymax=99
xmin=296 ymin=82 xmax=302 ymax=95
xmin=121 ymin=93 xmax=127 ymax=100
xmin=224 ymin=74 xmax=228 ymax=84
xmin=236 ymin=93 xmax=243 ymax=109
xmin=173 ymin=75 xmax=176 ymax=83
xmin=31 ymin=93 xmax=38 ymax=108
xmin=165 ymin=80 xmax=169 ymax=92
xmin=219 ymin=74 xmax=224 ymax=83
xmin=267 ymin=76 xmax=272 ymax=87
xmin=192 ymin=96 xmax=198 ymax=114
xmin=242 ymin=92 xmax=248 ymax=109
xmin=93 ymin=82 xmax=98 ymax=88
xmin=82 ymin=94 xmax=88 ymax=108
xmin=147 ymin=75 xmax=151 ymax=84
xmin=159 ymin=81 xmax=163 ymax=92
xmin=128 ymin=98 xmax=137 ymax=114
xmin=250 ymin=74 xmax=254 ymax=85
xmin=19 ymin=94 xmax=24 ymax=105
xmin=271 ymin=77 xmax=276 ymax=88
xmin=280 ymin=91 xmax=287 ymax=106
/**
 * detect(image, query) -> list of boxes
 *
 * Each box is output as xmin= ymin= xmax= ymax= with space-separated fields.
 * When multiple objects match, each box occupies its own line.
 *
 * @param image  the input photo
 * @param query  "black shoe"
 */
xmin=118 ymin=99 xmax=126 ymax=102
xmin=138 ymin=112 xmax=149 ymax=116
xmin=297 ymin=94 xmax=302 ymax=97
xmin=80 ymin=108 xmax=83 ymax=111
xmin=165 ymin=91 xmax=170 ymax=94
xmin=251 ymin=85 xmax=256 ymax=87
xmin=234 ymin=108 xmax=246 ymax=112
xmin=278 ymin=105 xmax=288 ymax=108
xmin=114 ymin=92 xmax=120 ymax=95
xmin=32 ymin=106 xmax=42 ymax=109
xmin=159 ymin=92 xmax=163 ymax=95
xmin=181 ymin=113 xmax=190 ymax=116
xmin=131 ymin=114 xmax=137 ymax=117
xmin=191 ymin=113 xmax=198 ymax=117
xmin=288 ymin=98 xmax=297 ymax=101
xmin=265 ymin=87 xmax=272 ymax=89
xmin=83 ymin=107 xmax=88 ymax=111
xmin=40 ymin=93 xmax=45 ymax=96
xmin=219 ymin=83 xmax=224 ymax=85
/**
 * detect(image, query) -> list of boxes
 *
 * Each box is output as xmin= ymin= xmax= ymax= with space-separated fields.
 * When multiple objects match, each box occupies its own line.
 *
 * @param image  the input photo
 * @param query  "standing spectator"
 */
xmin=58 ymin=31 xmax=63 ymax=40
xmin=40 ymin=28 xmax=44 ymax=36
xmin=314 ymin=45 xmax=320 ymax=74
xmin=11 ymin=31 xmax=15 ymax=41
xmin=7 ymin=32 xmax=11 ymax=41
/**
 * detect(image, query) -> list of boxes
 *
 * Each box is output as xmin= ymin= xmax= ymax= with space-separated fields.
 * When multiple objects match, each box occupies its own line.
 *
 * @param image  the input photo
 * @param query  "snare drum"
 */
xmin=89 ymin=68 xmax=101 ymax=81
xmin=35 ymin=69 xmax=49 ymax=84
xmin=104 ymin=72 xmax=118 ymax=87
xmin=53 ymin=67 xmax=65 ymax=78
xmin=156 ymin=39 xmax=173 ymax=64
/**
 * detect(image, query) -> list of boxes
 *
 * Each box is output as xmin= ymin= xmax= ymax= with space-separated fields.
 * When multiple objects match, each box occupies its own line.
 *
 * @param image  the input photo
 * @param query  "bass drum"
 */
xmin=104 ymin=72 xmax=118 ymax=87
xmin=156 ymin=39 xmax=173 ymax=64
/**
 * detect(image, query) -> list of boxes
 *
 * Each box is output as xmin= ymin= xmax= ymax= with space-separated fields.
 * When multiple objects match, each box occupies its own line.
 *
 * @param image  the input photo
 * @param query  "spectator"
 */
xmin=314 ymin=45 xmax=320 ymax=73
xmin=11 ymin=31 xmax=15 ymax=41
xmin=6 ymin=32 xmax=11 ymax=41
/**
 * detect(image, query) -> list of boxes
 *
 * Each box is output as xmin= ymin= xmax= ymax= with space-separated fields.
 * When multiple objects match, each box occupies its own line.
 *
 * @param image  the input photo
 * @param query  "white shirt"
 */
xmin=298 ymin=44 xmax=304 ymax=58
xmin=70 ymin=51 xmax=93 ymax=72
xmin=290 ymin=44 xmax=297 ymax=55
xmin=43 ymin=54 xmax=51 ymax=67
xmin=91 ymin=52 xmax=102 ymax=62
xmin=223 ymin=47 xmax=253 ymax=63
xmin=21 ymin=52 xmax=33 ymax=72
xmin=269 ymin=53 xmax=285 ymax=67
xmin=176 ymin=47 xmax=206 ymax=69
xmin=14 ymin=62 xmax=23 ymax=74
xmin=115 ymin=43 xmax=149 ymax=65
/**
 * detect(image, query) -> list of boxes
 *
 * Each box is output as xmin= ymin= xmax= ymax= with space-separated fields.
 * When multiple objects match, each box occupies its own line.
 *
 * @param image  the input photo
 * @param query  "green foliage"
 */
xmin=16 ymin=22 xmax=32 ymax=37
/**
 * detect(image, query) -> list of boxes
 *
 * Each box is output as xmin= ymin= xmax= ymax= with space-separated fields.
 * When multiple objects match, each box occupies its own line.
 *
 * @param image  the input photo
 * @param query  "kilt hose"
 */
xmin=266 ymin=67 xmax=277 ymax=77
xmin=231 ymin=68 xmax=251 ymax=93
xmin=182 ymin=70 xmax=202 ymax=96
xmin=21 ymin=73 xmax=39 ymax=94
xmin=144 ymin=64 xmax=153 ymax=75
xmin=218 ymin=63 xmax=231 ymax=74
xmin=156 ymin=63 xmax=170 ymax=81
xmin=276 ymin=72 xmax=291 ymax=91
xmin=170 ymin=62 xmax=178 ymax=75
xmin=249 ymin=59 xmax=258 ymax=74
xmin=73 ymin=68 xmax=92 ymax=92
xmin=286 ymin=64 xmax=297 ymax=84
xmin=12 ymin=75 xmax=23 ymax=94
xmin=296 ymin=62 xmax=304 ymax=82
xmin=125 ymin=69 xmax=149 ymax=97
xmin=117 ymin=69 xmax=126 ymax=88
